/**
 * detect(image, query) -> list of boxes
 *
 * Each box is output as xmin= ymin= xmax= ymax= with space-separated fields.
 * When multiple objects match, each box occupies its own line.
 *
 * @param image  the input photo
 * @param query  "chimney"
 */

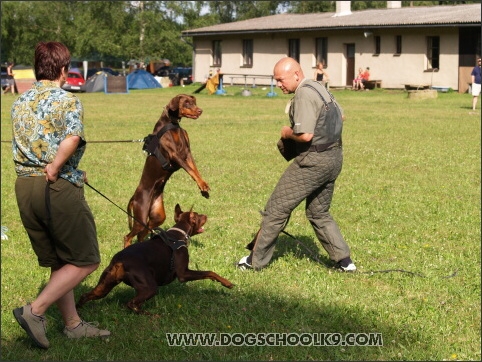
xmin=387 ymin=1 xmax=402 ymax=9
xmin=333 ymin=1 xmax=352 ymax=17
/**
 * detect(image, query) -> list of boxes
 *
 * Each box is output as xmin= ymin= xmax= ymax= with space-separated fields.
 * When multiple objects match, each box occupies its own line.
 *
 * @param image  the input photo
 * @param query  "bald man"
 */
xmin=237 ymin=57 xmax=356 ymax=272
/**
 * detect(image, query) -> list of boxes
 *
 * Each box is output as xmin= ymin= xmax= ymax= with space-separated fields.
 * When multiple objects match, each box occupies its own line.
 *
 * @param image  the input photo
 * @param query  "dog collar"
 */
xmin=167 ymin=227 xmax=190 ymax=245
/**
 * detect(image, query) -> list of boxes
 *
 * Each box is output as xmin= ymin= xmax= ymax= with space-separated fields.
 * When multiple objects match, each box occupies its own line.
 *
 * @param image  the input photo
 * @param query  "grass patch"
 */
xmin=1 ymin=84 xmax=480 ymax=360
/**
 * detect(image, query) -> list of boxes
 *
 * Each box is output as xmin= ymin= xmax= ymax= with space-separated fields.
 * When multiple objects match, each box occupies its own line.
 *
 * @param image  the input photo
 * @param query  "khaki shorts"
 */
xmin=472 ymin=83 xmax=481 ymax=96
xmin=15 ymin=176 xmax=100 ymax=268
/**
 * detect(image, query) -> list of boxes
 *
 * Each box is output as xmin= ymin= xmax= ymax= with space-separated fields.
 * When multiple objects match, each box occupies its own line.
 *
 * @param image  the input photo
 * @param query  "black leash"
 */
xmin=2 ymin=139 xmax=144 ymax=143
xmin=88 ymin=139 xmax=144 ymax=143
xmin=84 ymin=182 xmax=157 ymax=235
xmin=279 ymin=228 xmax=458 ymax=279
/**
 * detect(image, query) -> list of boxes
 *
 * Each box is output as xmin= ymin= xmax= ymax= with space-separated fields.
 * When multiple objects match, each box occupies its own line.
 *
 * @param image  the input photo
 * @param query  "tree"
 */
xmin=2 ymin=1 xmax=479 ymax=67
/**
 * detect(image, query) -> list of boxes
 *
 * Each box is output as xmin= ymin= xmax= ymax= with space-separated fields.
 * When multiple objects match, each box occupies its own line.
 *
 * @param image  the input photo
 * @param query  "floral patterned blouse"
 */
xmin=11 ymin=81 xmax=86 ymax=187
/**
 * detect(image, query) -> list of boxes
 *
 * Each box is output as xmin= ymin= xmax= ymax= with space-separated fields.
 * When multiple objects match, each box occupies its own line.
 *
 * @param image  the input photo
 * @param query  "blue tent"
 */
xmin=127 ymin=69 xmax=161 ymax=89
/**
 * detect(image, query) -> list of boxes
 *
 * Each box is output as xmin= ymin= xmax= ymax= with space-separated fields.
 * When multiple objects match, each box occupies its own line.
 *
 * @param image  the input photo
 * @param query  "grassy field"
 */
xmin=1 ymin=84 xmax=480 ymax=361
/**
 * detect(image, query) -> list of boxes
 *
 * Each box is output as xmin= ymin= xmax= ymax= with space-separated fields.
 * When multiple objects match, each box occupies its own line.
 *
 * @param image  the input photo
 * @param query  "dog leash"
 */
xmin=84 ymin=182 xmax=158 ymax=235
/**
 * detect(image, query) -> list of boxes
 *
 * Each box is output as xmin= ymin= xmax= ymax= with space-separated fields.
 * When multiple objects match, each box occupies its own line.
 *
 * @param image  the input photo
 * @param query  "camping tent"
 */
xmin=12 ymin=65 xmax=36 ymax=93
xmin=84 ymin=71 xmax=111 ymax=92
xmin=127 ymin=69 xmax=161 ymax=89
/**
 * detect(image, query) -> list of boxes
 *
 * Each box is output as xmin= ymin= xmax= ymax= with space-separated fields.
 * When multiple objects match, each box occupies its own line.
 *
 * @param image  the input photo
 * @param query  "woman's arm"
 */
xmin=44 ymin=135 xmax=81 ymax=182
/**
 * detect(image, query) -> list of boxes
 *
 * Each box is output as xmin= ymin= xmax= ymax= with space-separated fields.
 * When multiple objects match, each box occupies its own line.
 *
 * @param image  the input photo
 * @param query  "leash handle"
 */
xmin=45 ymin=181 xmax=52 ymax=223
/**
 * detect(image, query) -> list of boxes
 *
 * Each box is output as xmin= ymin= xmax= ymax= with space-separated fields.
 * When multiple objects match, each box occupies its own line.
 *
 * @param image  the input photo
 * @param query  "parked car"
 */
xmin=169 ymin=67 xmax=193 ymax=86
xmin=86 ymin=67 xmax=120 ymax=79
xmin=154 ymin=65 xmax=171 ymax=77
xmin=62 ymin=70 xmax=85 ymax=92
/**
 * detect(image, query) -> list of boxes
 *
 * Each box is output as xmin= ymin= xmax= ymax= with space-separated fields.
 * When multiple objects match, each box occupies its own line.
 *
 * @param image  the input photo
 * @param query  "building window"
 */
xmin=315 ymin=37 xmax=328 ymax=67
xmin=212 ymin=40 xmax=222 ymax=67
xmin=374 ymin=36 xmax=381 ymax=55
xmin=288 ymin=39 xmax=300 ymax=63
xmin=427 ymin=36 xmax=440 ymax=70
xmin=395 ymin=35 xmax=402 ymax=55
xmin=242 ymin=39 xmax=253 ymax=67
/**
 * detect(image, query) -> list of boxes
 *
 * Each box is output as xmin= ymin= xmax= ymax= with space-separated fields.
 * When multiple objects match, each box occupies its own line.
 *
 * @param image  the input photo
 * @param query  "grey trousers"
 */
xmin=251 ymin=147 xmax=351 ymax=270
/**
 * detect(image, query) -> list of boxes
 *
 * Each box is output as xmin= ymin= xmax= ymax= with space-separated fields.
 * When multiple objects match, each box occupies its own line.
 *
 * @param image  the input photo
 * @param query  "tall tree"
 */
xmin=207 ymin=1 xmax=285 ymax=23
xmin=2 ymin=1 xmax=479 ymax=67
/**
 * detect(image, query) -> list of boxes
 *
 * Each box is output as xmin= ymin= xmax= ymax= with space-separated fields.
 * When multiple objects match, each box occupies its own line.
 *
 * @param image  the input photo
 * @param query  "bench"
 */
xmin=364 ymin=80 xmax=382 ymax=89
xmin=404 ymin=84 xmax=430 ymax=91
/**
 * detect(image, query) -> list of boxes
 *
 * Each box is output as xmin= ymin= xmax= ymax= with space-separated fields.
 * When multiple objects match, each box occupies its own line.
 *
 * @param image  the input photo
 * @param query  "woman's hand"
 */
xmin=44 ymin=163 xmax=60 ymax=182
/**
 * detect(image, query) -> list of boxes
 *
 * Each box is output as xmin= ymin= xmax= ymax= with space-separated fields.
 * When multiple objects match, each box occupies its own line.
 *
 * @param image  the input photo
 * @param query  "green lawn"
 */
xmin=1 ymin=84 xmax=480 ymax=361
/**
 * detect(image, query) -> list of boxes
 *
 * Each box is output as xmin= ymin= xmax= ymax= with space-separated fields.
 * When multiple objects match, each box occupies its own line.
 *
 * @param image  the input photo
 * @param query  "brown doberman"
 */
xmin=124 ymin=94 xmax=210 ymax=248
xmin=77 ymin=204 xmax=233 ymax=314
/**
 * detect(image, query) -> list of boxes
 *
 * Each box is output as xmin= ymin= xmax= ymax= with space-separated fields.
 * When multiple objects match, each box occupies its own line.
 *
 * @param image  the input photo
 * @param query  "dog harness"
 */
xmin=151 ymin=227 xmax=190 ymax=273
xmin=142 ymin=122 xmax=181 ymax=171
xmin=152 ymin=227 xmax=189 ymax=250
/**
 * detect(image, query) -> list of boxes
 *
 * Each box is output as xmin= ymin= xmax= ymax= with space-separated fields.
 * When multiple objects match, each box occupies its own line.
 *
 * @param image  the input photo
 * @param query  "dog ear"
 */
xmin=188 ymin=205 xmax=195 ymax=223
xmin=189 ymin=211 xmax=196 ymax=225
xmin=168 ymin=96 xmax=181 ymax=113
xmin=174 ymin=204 xmax=182 ymax=222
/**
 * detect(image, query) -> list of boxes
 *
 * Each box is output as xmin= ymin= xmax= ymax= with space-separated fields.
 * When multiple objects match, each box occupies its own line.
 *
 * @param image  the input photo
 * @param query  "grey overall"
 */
xmin=251 ymin=80 xmax=351 ymax=270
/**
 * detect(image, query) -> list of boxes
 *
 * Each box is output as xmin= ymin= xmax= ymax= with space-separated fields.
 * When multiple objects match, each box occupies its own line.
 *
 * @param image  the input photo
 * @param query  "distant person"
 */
xmin=11 ymin=41 xmax=110 ymax=349
xmin=352 ymin=68 xmax=364 ymax=90
xmin=471 ymin=58 xmax=481 ymax=111
xmin=360 ymin=67 xmax=370 ymax=90
xmin=3 ymin=62 xmax=16 ymax=95
xmin=194 ymin=68 xmax=221 ymax=94
xmin=313 ymin=62 xmax=329 ymax=89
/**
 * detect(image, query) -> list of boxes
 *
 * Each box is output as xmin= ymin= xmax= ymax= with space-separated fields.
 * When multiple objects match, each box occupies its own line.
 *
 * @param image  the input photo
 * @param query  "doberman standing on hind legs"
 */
xmin=124 ymin=94 xmax=210 ymax=248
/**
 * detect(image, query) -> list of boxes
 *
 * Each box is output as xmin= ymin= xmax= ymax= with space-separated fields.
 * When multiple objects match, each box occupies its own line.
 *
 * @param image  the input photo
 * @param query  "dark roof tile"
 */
xmin=183 ymin=4 xmax=481 ymax=36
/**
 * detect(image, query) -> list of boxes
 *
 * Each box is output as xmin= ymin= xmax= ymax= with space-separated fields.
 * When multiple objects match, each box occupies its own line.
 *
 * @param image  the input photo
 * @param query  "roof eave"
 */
xmin=182 ymin=22 xmax=480 ymax=37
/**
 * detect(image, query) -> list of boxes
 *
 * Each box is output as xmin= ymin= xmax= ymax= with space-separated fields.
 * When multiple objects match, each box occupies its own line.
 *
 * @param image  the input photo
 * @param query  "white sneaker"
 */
xmin=340 ymin=263 xmax=357 ymax=272
xmin=237 ymin=256 xmax=252 ymax=270
xmin=336 ymin=257 xmax=357 ymax=272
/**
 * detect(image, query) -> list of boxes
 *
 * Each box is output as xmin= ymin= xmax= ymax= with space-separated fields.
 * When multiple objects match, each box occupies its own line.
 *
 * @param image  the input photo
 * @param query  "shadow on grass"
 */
xmin=272 ymin=234 xmax=334 ymax=269
xmin=4 ymin=280 xmax=401 ymax=361
xmin=4 ymin=234 xmax=391 ymax=361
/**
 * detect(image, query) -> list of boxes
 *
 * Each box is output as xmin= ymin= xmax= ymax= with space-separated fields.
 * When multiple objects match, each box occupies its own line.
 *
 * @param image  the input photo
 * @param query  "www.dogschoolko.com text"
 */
xmin=165 ymin=332 xmax=383 ymax=347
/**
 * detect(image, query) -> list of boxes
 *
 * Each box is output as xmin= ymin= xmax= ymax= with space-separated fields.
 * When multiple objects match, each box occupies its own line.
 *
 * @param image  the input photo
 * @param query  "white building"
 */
xmin=182 ymin=2 xmax=481 ymax=92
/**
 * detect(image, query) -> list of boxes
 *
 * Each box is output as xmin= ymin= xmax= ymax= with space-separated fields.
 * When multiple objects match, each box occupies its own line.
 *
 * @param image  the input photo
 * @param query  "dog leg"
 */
xmin=124 ymin=190 xmax=152 ymax=248
xmin=172 ymin=153 xmax=210 ymax=198
xmin=177 ymin=269 xmax=234 ymax=289
xmin=146 ymin=190 xmax=166 ymax=232
xmin=126 ymin=277 xmax=158 ymax=314
xmin=77 ymin=262 xmax=124 ymax=307
xmin=161 ymin=130 xmax=210 ymax=198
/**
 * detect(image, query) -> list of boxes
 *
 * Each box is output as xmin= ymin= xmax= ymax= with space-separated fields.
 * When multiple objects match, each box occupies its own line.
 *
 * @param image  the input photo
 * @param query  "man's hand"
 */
xmin=281 ymin=126 xmax=313 ymax=143
xmin=280 ymin=126 xmax=293 ymax=139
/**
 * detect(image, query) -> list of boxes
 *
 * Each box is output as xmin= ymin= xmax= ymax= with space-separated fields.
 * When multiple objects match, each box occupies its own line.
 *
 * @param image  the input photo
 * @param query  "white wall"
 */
xmin=191 ymin=26 xmax=460 ymax=90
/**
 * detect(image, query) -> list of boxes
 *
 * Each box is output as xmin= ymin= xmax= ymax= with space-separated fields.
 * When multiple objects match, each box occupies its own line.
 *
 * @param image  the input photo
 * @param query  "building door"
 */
xmin=346 ymin=44 xmax=355 ymax=87
xmin=458 ymin=27 xmax=481 ymax=93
